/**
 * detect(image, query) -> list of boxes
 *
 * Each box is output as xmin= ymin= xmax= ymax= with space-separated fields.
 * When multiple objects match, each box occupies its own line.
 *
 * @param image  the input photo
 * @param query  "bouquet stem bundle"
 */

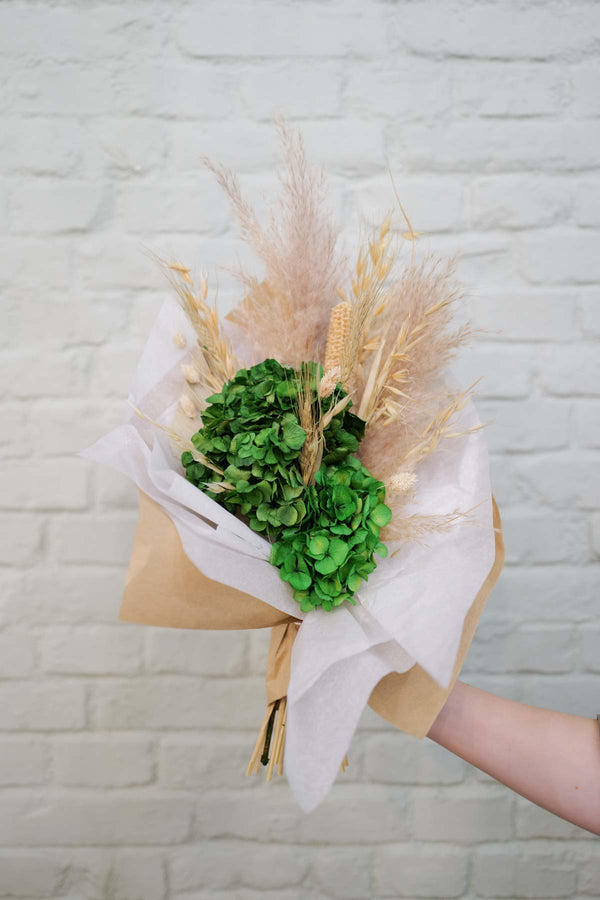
xmin=246 ymin=696 xmax=288 ymax=780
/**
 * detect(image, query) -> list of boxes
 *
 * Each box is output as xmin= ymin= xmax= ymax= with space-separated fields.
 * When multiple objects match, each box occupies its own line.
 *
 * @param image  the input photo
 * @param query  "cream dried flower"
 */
xmin=388 ymin=471 xmax=417 ymax=494
xmin=179 ymin=394 xmax=196 ymax=419
xmin=319 ymin=366 xmax=341 ymax=399
xmin=181 ymin=363 xmax=201 ymax=384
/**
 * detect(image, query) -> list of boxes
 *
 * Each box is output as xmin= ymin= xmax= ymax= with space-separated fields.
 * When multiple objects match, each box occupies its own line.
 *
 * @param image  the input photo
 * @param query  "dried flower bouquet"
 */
xmin=82 ymin=118 xmax=504 ymax=811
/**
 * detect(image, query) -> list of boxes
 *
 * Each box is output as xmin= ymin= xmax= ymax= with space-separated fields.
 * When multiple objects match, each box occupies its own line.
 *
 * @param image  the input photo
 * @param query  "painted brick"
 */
xmin=473 ymin=847 xmax=577 ymax=897
xmin=520 ymin=231 xmax=600 ymax=284
xmin=0 ymin=794 xmax=192 ymax=845
xmin=0 ymin=631 xmax=35 ymax=678
xmin=0 ymin=513 xmax=44 ymax=565
xmin=467 ymin=290 xmax=577 ymax=342
xmin=52 ymin=737 xmax=154 ymax=787
xmin=0 ymin=682 xmax=86 ymax=731
xmin=49 ymin=514 xmax=137 ymax=564
xmin=413 ymin=790 xmax=513 ymax=841
xmin=572 ymin=64 xmax=600 ymax=117
xmin=392 ymin=2 xmax=600 ymax=58
xmin=168 ymin=841 xmax=309 ymax=892
xmin=502 ymin=511 xmax=588 ymax=564
xmin=92 ymin=677 xmax=265 ymax=730
xmin=109 ymin=854 xmax=166 ymax=900
xmin=364 ymin=733 xmax=467 ymax=784
xmin=158 ymin=735 xmax=255 ymax=791
xmin=146 ymin=628 xmax=247 ymax=676
xmin=197 ymin=786 xmax=412 ymax=844
xmin=0 ymin=851 xmax=66 ymax=896
xmin=454 ymin=63 xmax=566 ymax=117
xmin=312 ymin=847 xmax=373 ymax=899
xmin=540 ymin=346 xmax=600 ymax=396
xmin=376 ymin=846 xmax=468 ymax=897
xmin=0 ymin=739 xmax=47 ymax=786
xmin=469 ymin=176 xmax=570 ymax=229
xmin=40 ymin=625 xmax=143 ymax=675
xmin=9 ymin=182 xmax=106 ymax=233
xmin=478 ymin=399 xmax=571 ymax=452
xmin=0 ymin=460 xmax=88 ymax=511
xmin=241 ymin=61 xmax=342 ymax=119
xmin=176 ymin=2 xmax=387 ymax=58
xmin=1 ymin=566 xmax=124 ymax=625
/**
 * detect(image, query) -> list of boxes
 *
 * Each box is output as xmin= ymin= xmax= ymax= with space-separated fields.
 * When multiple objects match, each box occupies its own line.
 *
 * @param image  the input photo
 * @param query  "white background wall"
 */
xmin=1 ymin=1 xmax=599 ymax=897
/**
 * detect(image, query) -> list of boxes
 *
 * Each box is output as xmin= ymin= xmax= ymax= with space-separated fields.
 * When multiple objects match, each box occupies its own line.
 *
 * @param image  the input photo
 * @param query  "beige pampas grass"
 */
xmin=356 ymin=255 xmax=481 ymax=480
xmin=382 ymin=505 xmax=485 ymax=547
xmin=203 ymin=115 xmax=345 ymax=367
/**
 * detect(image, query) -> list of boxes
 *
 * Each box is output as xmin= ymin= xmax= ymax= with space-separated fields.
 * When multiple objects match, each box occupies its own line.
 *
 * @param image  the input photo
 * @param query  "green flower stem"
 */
xmin=260 ymin=699 xmax=280 ymax=766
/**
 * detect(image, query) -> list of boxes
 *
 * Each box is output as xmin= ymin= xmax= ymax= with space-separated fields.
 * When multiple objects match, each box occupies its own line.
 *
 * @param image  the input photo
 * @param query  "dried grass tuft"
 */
xmin=203 ymin=115 xmax=345 ymax=367
xmin=155 ymin=255 xmax=240 ymax=398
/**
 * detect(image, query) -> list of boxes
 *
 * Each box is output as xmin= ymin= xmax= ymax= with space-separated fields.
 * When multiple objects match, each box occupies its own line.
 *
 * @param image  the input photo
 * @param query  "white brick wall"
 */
xmin=0 ymin=1 xmax=598 ymax=897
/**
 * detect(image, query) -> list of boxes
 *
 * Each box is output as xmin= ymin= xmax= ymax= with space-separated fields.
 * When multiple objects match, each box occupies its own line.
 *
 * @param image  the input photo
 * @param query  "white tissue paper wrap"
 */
xmin=82 ymin=296 xmax=496 ymax=812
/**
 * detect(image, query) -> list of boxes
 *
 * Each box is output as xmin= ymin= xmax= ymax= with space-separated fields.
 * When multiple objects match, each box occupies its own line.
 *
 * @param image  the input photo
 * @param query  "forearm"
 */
xmin=427 ymin=681 xmax=600 ymax=835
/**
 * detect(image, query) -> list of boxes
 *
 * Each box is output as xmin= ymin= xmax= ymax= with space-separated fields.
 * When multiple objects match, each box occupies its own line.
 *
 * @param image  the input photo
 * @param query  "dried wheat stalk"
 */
xmin=157 ymin=258 xmax=239 ymax=397
xmin=338 ymin=215 xmax=395 ymax=395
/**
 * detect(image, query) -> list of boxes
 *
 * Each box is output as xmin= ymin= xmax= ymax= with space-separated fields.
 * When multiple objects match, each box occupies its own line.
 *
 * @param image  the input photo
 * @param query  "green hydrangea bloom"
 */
xmin=181 ymin=358 xmax=391 ymax=610
xmin=269 ymin=456 xmax=391 ymax=612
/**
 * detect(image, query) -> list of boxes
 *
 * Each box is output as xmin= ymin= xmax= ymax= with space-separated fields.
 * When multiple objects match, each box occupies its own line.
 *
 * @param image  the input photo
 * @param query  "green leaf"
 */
xmin=300 ymin=595 xmax=316 ymax=613
xmin=270 ymin=542 xmax=291 ymax=566
xmin=276 ymin=379 xmax=298 ymax=399
xmin=333 ymin=484 xmax=357 ymax=520
xmin=314 ymin=555 xmax=337 ymax=575
xmin=308 ymin=534 xmax=329 ymax=557
xmin=328 ymin=538 xmax=349 ymax=566
xmin=370 ymin=503 xmax=392 ymax=527
xmin=256 ymin=502 xmax=270 ymax=522
xmin=278 ymin=505 xmax=298 ymax=527
xmin=281 ymin=414 xmax=307 ymax=450
xmin=330 ymin=523 xmax=352 ymax=535
xmin=347 ymin=572 xmax=363 ymax=592
xmin=249 ymin=517 xmax=267 ymax=532
xmin=289 ymin=571 xmax=312 ymax=591
xmin=374 ymin=542 xmax=388 ymax=558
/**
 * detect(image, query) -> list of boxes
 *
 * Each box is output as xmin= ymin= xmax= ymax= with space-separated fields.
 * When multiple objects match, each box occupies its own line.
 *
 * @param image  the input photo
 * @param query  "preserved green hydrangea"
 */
xmin=181 ymin=358 xmax=391 ymax=610
xmin=270 ymin=456 xmax=391 ymax=612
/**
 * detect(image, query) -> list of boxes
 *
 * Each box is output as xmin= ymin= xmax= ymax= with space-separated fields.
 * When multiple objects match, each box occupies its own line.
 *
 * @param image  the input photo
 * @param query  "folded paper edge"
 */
xmin=367 ymin=494 xmax=505 ymax=738
xmin=119 ymin=490 xmax=294 ymax=630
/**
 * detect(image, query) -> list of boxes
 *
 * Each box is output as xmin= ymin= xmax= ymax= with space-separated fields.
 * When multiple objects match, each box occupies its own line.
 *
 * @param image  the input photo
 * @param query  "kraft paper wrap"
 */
xmin=121 ymin=490 xmax=505 ymax=738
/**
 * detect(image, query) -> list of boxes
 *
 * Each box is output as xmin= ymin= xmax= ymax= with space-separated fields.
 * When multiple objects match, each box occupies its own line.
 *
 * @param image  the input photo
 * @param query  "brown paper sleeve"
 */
xmin=119 ymin=490 xmax=295 ymax=630
xmin=120 ymin=490 xmax=504 ymax=737
xmin=265 ymin=622 xmax=300 ymax=704
xmin=367 ymin=494 xmax=505 ymax=738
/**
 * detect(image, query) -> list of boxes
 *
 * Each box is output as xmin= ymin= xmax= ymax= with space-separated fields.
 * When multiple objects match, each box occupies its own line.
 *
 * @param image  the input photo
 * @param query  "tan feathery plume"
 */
xmin=382 ymin=504 xmax=487 ymax=547
xmin=387 ymin=471 xmax=417 ymax=494
xmin=203 ymin=115 xmax=345 ymax=367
